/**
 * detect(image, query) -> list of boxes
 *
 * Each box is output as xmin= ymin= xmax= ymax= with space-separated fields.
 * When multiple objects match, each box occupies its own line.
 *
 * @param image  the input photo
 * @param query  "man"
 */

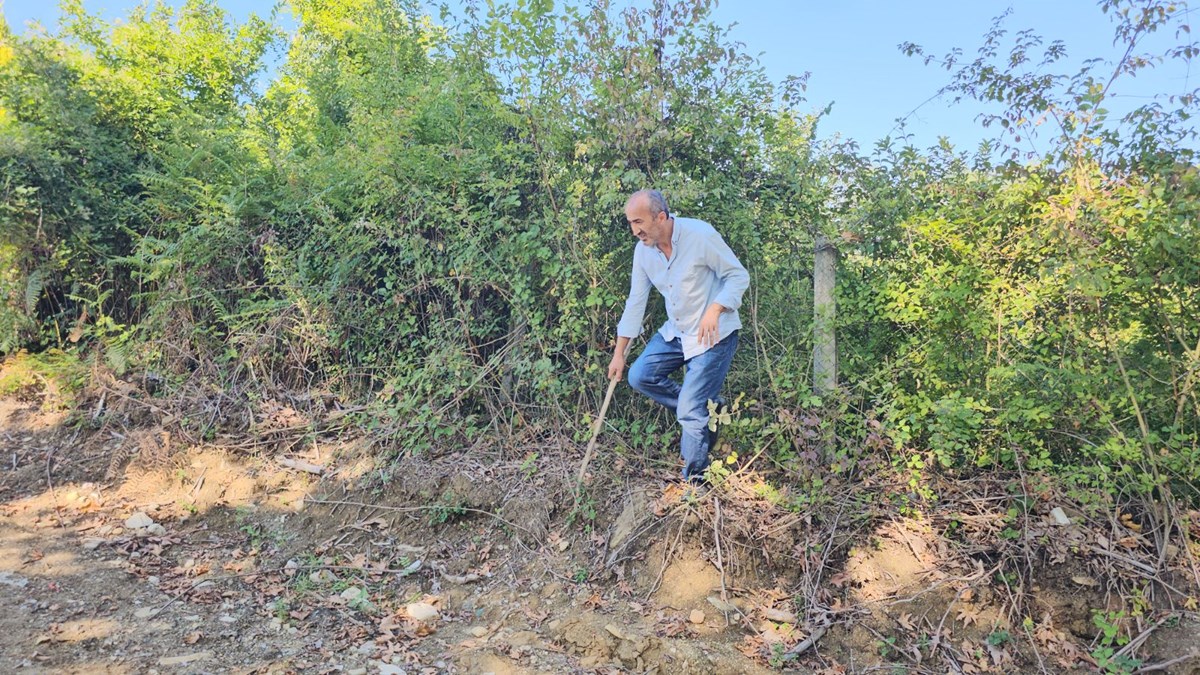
xmin=607 ymin=189 xmax=750 ymax=483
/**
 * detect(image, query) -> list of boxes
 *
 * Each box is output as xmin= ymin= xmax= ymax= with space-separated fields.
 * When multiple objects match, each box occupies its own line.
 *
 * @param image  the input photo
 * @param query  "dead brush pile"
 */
xmin=642 ymin=447 xmax=1200 ymax=673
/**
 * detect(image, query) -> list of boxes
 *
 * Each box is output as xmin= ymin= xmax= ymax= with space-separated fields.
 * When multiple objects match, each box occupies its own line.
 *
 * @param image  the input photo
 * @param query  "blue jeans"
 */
xmin=627 ymin=330 xmax=739 ymax=480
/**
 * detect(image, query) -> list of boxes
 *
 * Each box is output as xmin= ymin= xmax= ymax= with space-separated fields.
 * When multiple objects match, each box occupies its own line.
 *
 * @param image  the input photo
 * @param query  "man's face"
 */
xmin=626 ymin=196 xmax=666 ymax=248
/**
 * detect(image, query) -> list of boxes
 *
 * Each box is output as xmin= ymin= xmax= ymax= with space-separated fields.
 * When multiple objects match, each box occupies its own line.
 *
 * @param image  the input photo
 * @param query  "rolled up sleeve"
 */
xmin=706 ymin=231 xmax=749 ymax=311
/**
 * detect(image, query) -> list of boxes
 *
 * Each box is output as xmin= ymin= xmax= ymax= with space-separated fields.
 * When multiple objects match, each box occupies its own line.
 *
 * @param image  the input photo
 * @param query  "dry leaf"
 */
xmin=898 ymin=612 xmax=916 ymax=632
xmin=1071 ymin=575 xmax=1100 ymax=588
xmin=1120 ymin=513 xmax=1143 ymax=533
xmin=957 ymin=607 xmax=981 ymax=627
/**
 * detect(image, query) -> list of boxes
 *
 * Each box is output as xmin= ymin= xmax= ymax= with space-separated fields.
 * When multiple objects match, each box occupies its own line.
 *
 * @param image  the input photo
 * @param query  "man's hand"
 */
xmin=607 ymin=352 xmax=626 ymax=381
xmin=698 ymin=304 xmax=725 ymax=347
xmin=608 ymin=336 xmax=632 ymax=381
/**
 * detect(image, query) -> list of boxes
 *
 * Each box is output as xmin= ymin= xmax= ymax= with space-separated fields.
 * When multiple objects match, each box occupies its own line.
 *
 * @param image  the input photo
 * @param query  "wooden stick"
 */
xmin=577 ymin=373 xmax=622 ymax=487
xmin=575 ymin=340 xmax=634 ymax=496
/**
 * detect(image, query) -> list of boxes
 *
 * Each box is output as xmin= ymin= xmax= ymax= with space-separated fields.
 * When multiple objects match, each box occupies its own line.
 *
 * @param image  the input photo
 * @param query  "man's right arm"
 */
xmin=610 ymin=252 xmax=650 ymax=381
xmin=608 ymin=336 xmax=632 ymax=380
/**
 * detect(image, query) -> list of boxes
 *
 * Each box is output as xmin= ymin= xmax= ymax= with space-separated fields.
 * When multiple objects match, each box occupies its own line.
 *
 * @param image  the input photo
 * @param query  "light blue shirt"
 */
xmin=617 ymin=217 xmax=750 ymax=359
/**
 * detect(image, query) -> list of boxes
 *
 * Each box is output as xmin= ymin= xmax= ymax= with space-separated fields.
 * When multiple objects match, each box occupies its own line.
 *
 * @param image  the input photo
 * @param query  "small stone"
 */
xmin=134 ymin=607 xmax=157 ymax=619
xmin=469 ymin=626 xmax=488 ymax=638
xmin=347 ymin=669 xmax=367 ymax=675
xmin=762 ymin=608 xmax=797 ymax=624
xmin=1049 ymin=507 xmax=1071 ymax=526
xmin=82 ymin=538 xmax=104 ymax=551
xmin=509 ymin=630 xmax=538 ymax=646
xmin=340 ymin=587 xmax=368 ymax=603
xmin=146 ymin=523 xmax=167 ymax=536
xmin=689 ymin=610 xmax=706 ymax=625
xmin=706 ymin=596 xmax=739 ymax=614
xmin=406 ymin=602 xmax=438 ymax=622
xmin=373 ymin=663 xmax=407 ymax=675
xmin=309 ymin=570 xmax=336 ymax=585
xmin=125 ymin=512 xmax=154 ymax=529
xmin=147 ymin=576 xmax=160 ymax=586
xmin=604 ymin=623 xmax=624 ymax=639
xmin=218 ymin=615 xmax=237 ymax=624
xmin=0 ymin=571 xmax=29 ymax=588
xmin=356 ymin=642 xmax=375 ymax=655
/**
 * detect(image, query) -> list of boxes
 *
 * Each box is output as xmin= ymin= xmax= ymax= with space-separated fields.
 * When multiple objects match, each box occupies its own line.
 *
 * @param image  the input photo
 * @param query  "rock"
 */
xmin=689 ymin=610 xmax=706 ymax=625
xmin=134 ymin=607 xmax=157 ymax=619
xmin=706 ymin=596 xmax=739 ymax=614
xmin=125 ymin=512 xmax=154 ymax=529
xmin=509 ymin=630 xmax=539 ymax=646
xmin=0 ymin=571 xmax=29 ymax=588
xmin=347 ymin=669 xmax=367 ymax=675
xmin=218 ymin=615 xmax=237 ymax=624
xmin=309 ymin=570 xmax=336 ymax=585
xmin=606 ymin=488 xmax=655 ymax=566
xmin=157 ymin=651 xmax=212 ymax=666
xmin=762 ymin=607 xmax=797 ymax=624
xmin=81 ymin=538 xmax=105 ymax=551
xmin=146 ymin=523 xmax=167 ymax=536
xmin=469 ymin=626 xmax=488 ymax=638
xmin=605 ymin=623 xmax=624 ymax=639
xmin=340 ymin=587 xmax=368 ymax=603
xmin=405 ymin=602 xmax=439 ymax=622
xmin=372 ymin=663 xmax=407 ymax=675
xmin=1049 ymin=507 xmax=1071 ymax=526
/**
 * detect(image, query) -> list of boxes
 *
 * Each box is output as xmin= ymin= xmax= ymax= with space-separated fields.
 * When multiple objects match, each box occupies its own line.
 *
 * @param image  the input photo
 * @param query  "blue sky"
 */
xmin=4 ymin=0 xmax=1195 ymax=152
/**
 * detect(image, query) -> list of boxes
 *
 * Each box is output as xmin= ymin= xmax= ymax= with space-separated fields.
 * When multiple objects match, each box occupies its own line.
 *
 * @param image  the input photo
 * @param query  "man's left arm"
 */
xmin=697 ymin=229 xmax=750 ymax=346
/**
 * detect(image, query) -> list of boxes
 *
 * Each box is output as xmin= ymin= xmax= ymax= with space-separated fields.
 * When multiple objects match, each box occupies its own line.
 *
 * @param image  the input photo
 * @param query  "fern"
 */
xmin=24 ymin=268 xmax=46 ymax=315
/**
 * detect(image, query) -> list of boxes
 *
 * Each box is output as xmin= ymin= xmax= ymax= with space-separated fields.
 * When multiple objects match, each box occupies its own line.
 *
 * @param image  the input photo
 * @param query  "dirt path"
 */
xmin=0 ymin=398 xmax=768 ymax=674
xmin=4 ymin=392 xmax=1200 ymax=674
